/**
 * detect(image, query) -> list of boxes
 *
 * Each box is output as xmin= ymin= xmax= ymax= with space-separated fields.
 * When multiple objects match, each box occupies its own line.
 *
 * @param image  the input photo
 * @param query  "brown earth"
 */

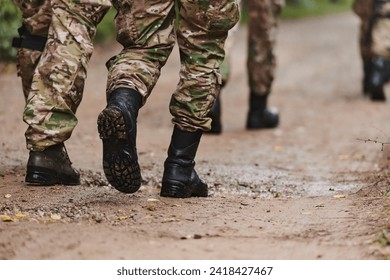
xmin=0 ymin=12 xmax=389 ymax=260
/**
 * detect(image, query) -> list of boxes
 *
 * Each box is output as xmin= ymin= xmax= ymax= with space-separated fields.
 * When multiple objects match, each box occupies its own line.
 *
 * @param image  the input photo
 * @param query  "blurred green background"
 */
xmin=1 ymin=0 xmax=353 ymax=62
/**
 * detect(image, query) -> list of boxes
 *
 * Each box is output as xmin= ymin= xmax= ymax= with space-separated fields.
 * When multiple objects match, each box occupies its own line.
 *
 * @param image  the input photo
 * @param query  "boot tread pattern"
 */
xmin=97 ymin=107 xmax=141 ymax=193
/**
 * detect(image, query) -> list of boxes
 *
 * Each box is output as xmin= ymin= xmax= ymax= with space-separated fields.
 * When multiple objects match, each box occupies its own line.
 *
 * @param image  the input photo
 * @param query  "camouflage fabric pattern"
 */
xmin=371 ymin=0 xmax=390 ymax=59
xmin=247 ymin=0 xmax=284 ymax=95
xmin=16 ymin=48 xmax=43 ymax=100
xmin=353 ymin=0 xmax=390 ymax=61
xmin=13 ymin=0 xmax=52 ymax=36
xmin=219 ymin=0 xmax=241 ymax=85
xmin=13 ymin=0 xmax=51 ymax=99
xmin=23 ymin=0 xmax=110 ymax=151
xmin=107 ymin=0 xmax=240 ymax=132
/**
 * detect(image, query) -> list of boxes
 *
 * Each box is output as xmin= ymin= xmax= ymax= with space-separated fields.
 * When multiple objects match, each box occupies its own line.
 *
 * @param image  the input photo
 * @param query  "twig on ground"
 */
xmin=356 ymin=138 xmax=390 ymax=151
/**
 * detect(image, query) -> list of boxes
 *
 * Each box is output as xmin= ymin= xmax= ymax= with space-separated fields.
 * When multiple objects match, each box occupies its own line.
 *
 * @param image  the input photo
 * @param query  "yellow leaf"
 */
xmin=117 ymin=216 xmax=128 ymax=221
xmin=147 ymin=198 xmax=160 ymax=202
xmin=333 ymin=194 xmax=346 ymax=199
xmin=15 ymin=213 xmax=27 ymax=218
xmin=50 ymin=214 xmax=61 ymax=220
xmin=2 ymin=216 xmax=15 ymax=222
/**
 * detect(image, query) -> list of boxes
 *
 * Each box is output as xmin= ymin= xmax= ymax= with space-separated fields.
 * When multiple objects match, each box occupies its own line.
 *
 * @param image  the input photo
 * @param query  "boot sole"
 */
xmin=25 ymin=167 xmax=80 ymax=186
xmin=370 ymin=88 xmax=386 ymax=101
xmin=97 ymin=107 xmax=141 ymax=193
xmin=246 ymin=109 xmax=279 ymax=129
xmin=160 ymin=180 xmax=208 ymax=198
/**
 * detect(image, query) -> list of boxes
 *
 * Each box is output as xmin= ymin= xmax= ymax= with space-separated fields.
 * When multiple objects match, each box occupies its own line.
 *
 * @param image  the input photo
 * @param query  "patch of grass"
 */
xmin=0 ymin=0 xmax=21 ymax=61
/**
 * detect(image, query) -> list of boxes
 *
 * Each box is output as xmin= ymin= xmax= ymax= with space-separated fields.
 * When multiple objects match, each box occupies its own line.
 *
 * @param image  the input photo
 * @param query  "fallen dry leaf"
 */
xmin=333 ymin=194 xmax=346 ymax=199
xmin=15 ymin=213 xmax=27 ymax=218
xmin=4 ymin=194 xmax=11 ymax=199
xmin=117 ymin=216 xmax=128 ymax=221
xmin=2 ymin=216 xmax=15 ymax=222
xmin=50 ymin=214 xmax=61 ymax=220
xmin=147 ymin=198 xmax=160 ymax=202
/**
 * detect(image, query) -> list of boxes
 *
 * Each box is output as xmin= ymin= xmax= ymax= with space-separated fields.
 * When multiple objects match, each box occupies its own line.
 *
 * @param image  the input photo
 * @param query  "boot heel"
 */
xmin=161 ymin=181 xmax=189 ymax=198
xmin=25 ymin=169 xmax=57 ymax=186
xmin=160 ymin=127 xmax=208 ymax=198
xmin=97 ymin=107 xmax=126 ymax=140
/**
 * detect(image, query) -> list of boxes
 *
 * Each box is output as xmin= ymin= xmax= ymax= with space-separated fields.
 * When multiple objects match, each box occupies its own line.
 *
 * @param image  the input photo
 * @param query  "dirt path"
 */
xmin=1 ymin=12 xmax=389 ymax=260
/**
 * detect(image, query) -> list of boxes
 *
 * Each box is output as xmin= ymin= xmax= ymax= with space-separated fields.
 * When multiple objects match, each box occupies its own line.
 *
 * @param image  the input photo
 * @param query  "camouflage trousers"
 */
xmin=353 ymin=0 xmax=390 ymax=61
xmin=221 ymin=0 xmax=284 ymax=95
xmin=13 ymin=0 xmax=52 ymax=99
xmin=247 ymin=0 xmax=284 ymax=95
xmin=106 ymin=0 xmax=240 ymax=132
xmin=19 ymin=0 xmax=110 ymax=151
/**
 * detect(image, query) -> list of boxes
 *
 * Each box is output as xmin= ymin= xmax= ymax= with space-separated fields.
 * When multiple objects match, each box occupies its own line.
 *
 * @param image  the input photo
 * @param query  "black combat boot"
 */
xmin=205 ymin=94 xmax=222 ymax=134
xmin=246 ymin=91 xmax=279 ymax=129
xmin=363 ymin=60 xmax=372 ymax=95
xmin=366 ymin=56 xmax=390 ymax=101
xmin=160 ymin=126 xmax=208 ymax=198
xmin=97 ymin=88 xmax=143 ymax=193
xmin=25 ymin=143 xmax=80 ymax=185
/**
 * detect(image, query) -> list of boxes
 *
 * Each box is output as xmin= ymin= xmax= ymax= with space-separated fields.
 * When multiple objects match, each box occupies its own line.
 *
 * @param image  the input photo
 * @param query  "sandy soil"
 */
xmin=0 ymin=12 xmax=389 ymax=260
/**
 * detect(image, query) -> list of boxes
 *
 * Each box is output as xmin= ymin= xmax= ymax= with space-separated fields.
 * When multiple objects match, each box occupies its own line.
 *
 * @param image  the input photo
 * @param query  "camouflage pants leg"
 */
xmin=353 ymin=0 xmax=375 ymax=63
xmin=14 ymin=0 xmax=90 ymax=105
xmin=107 ymin=0 xmax=239 ymax=132
xmin=106 ymin=0 xmax=177 ymax=99
xmin=219 ymin=0 xmax=242 ymax=85
xmin=247 ymin=0 xmax=284 ymax=95
xmin=371 ymin=1 xmax=390 ymax=60
xmin=23 ymin=0 xmax=110 ymax=151
xmin=13 ymin=0 xmax=52 ymax=100
xmin=173 ymin=0 xmax=239 ymax=131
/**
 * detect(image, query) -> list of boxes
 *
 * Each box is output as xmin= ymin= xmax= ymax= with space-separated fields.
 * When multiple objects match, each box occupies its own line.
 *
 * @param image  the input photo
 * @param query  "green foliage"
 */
xmin=282 ymin=0 xmax=354 ymax=19
xmin=94 ymin=8 xmax=116 ymax=44
xmin=0 ymin=0 xmax=21 ymax=61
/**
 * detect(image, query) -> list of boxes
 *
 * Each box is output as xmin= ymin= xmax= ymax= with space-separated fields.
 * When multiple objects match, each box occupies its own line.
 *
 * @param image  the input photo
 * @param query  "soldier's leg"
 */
xmin=366 ymin=0 xmax=390 ymax=101
xmin=13 ymin=0 xmax=88 ymax=107
xmin=23 ymin=0 xmax=110 ymax=185
xmin=12 ymin=0 xmax=51 ymax=100
xmin=24 ymin=0 xmax=110 ymax=151
xmin=205 ymin=29 xmax=236 ymax=134
xmin=99 ymin=0 xmax=176 ymax=193
xmin=206 ymin=4 xmax=242 ymax=134
xmin=246 ymin=0 xmax=283 ymax=129
xmin=353 ymin=0 xmax=375 ymax=94
xmin=160 ymin=0 xmax=239 ymax=198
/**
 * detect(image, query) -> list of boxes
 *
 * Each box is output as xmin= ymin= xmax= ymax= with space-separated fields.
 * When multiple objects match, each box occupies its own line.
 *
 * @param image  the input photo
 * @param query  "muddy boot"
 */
xmin=246 ymin=91 xmax=279 ymax=129
xmin=160 ymin=126 xmax=208 ymax=198
xmin=205 ymin=94 xmax=222 ymax=134
xmin=367 ymin=56 xmax=390 ymax=101
xmin=97 ymin=88 xmax=142 ymax=193
xmin=25 ymin=143 xmax=80 ymax=185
